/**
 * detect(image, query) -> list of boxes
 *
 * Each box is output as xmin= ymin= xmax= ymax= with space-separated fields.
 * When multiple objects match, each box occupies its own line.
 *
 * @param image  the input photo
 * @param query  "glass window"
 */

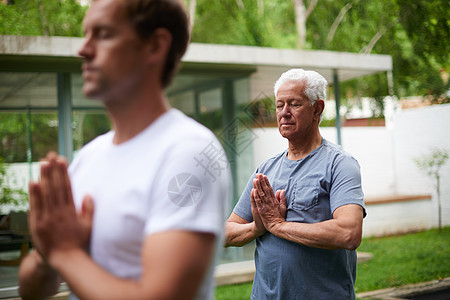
xmin=0 ymin=72 xmax=60 ymax=297
xmin=0 ymin=70 xmax=257 ymax=296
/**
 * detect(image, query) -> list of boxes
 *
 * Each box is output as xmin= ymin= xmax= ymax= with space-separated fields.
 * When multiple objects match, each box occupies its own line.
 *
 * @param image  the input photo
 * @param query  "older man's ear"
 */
xmin=314 ymin=100 xmax=325 ymax=120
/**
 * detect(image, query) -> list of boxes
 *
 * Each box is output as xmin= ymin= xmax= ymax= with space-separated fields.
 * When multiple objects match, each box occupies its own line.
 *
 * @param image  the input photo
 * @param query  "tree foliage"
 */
xmin=0 ymin=0 xmax=449 ymax=155
xmin=1 ymin=0 xmax=447 ymax=103
xmin=414 ymin=148 xmax=449 ymax=187
xmin=414 ymin=147 xmax=449 ymax=232
xmin=0 ymin=0 xmax=86 ymax=36
xmin=397 ymin=0 xmax=450 ymax=66
xmin=0 ymin=112 xmax=111 ymax=163
xmin=191 ymin=0 xmax=296 ymax=47
xmin=190 ymin=0 xmax=449 ymax=106
xmin=0 ymin=113 xmax=58 ymax=163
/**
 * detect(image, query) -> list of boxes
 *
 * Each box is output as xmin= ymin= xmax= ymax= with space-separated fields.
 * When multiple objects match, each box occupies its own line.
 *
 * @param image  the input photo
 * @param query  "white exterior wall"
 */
xmin=393 ymin=103 xmax=450 ymax=229
xmin=363 ymin=198 xmax=433 ymax=237
xmin=251 ymin=103 xmax=450 ymax=235
xmin=252 ymin=126 xmax=396 ymax=197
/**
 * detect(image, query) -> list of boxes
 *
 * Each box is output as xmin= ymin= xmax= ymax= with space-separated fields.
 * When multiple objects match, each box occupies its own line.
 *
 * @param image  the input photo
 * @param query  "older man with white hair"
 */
xmin=225 ymin=69 xmax=366 ymax=300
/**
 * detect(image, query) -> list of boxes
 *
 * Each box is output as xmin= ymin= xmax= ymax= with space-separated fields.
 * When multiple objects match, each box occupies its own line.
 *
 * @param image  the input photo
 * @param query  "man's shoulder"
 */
xmin=319 ymin=139 xmax=360 ymax=171
xmin=72 ymin=131 xmax=112 ymax=159
xmin=161 ymin=109 xmax=216 ymax=141
xmin=150 ymin=109 xmax=225 ymax=161
xmin=69 ymin=131 xmax=113 ymax=171
xmin=257 ymin=150 xmax=287 ymax=172
xmin=321 ymin=139 xmax=355 ymax=159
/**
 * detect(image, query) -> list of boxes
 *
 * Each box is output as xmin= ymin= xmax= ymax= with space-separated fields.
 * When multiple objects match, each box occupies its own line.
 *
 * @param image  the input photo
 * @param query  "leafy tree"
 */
xmin=1 ymin=0 xmax=449 ymax=114
xmin=395 ymin=0 xmax=450 ymax=102
xmin=292 ymin=0 xmax=318 ymax=49
xmin=397 ymin=0 xmax=449 ymax=67
xmin=190 ymin=0 xmax=448 ymax=110
xmin=0 ymin=0 xmax=86 ymax=36
xmin=191 ymin=0 xmax=296 ymax=47
xmin=414 ymin=148 xmax=449 ymax=232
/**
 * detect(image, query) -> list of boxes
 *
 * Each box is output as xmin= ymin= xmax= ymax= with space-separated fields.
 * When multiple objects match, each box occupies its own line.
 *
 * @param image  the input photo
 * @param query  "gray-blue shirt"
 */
xmin=233 ymin=138 xmax=365 ymax=300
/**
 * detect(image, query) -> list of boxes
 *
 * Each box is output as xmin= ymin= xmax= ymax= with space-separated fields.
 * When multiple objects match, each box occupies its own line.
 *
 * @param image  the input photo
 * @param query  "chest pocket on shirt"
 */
xmin=292 ymin=180 xmax=319 ymax=211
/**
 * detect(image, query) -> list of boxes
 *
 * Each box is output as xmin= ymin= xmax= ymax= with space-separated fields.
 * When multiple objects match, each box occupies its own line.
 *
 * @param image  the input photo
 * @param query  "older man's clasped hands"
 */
xmin=250 ymin=173 xmax=287 ymax=235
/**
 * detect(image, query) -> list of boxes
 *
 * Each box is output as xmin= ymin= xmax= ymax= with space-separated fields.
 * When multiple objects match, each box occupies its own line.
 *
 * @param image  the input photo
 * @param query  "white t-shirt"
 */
xmin=69 ymin=109 xmax=231 ymax=300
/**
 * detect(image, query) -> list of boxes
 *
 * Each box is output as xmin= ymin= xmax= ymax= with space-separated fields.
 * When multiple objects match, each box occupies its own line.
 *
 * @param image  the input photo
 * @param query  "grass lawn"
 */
xmin=215 ymin=227 xmax=450 ymax=300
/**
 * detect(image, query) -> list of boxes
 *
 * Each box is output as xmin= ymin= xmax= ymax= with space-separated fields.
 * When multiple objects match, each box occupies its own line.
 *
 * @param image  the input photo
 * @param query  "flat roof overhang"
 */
xmin=0 ymin=35 xmax=393 ymax=105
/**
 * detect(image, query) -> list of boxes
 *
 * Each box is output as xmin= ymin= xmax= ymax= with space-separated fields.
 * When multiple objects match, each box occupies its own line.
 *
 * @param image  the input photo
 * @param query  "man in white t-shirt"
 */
xmin=18 ymin=1 xmax=231 ymax=299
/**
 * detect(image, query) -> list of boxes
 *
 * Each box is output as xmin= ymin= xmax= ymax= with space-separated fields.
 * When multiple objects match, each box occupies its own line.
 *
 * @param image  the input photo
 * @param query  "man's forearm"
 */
xmin=225 ymin=221 xmax=262 ymax=247
xmin=270 ymin=220 xmax=350 ymax=250
xmin=48 ymin=248 xmax=145 ymax=300
xmin=268 ymin=207 xmax=363 ymax=250
xmin=18 ymin=251 xmax=61 ymax=300
xmin=47 ymin=231 xmax=215 ymax=300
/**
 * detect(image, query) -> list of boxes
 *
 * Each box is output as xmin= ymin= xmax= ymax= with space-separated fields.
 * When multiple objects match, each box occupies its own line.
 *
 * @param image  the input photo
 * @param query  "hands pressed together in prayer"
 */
xmin=28 ymin=152 xmax=94 ymax=266
xmin=250 ymin=173 xmax=287 ymax=235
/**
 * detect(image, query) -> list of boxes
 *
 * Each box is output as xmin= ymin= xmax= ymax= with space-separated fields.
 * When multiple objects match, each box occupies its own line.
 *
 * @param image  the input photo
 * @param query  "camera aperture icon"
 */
xmin=167 ymin=173 xmax=202 ymax=207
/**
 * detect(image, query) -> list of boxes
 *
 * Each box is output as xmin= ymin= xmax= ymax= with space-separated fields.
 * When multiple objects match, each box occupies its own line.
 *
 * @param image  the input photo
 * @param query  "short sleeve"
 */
xmin=145 ymin=137 xmax=231 ymax=237
xmin=330 ymin=155 xmax=366 ymax=217
xmin=232 ymin=170 xmax=257 ymax=222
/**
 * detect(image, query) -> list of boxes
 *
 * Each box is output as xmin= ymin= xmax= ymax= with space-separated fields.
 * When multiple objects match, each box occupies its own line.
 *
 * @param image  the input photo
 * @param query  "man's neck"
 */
xmin=105 ymin=89 xmax=170 ymax=145
xmin=286 ymin=132 xmax=322 ymax=161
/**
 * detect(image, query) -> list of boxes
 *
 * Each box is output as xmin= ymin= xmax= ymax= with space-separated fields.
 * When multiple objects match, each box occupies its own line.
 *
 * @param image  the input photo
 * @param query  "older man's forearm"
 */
xmin=268 ymin=204 xmax=364 ymax=250
xmin=225 ymin=221 xmax=263 ymax=247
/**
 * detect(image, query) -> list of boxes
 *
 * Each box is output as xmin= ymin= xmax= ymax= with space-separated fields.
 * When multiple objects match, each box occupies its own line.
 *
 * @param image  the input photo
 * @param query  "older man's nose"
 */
xmin=279 ymin=105 xmax=291 ymax=117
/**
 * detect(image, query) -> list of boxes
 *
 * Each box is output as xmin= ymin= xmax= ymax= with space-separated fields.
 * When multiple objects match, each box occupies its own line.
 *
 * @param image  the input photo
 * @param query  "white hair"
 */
xmin=273 ymin=69 xmax=328 ymax=105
